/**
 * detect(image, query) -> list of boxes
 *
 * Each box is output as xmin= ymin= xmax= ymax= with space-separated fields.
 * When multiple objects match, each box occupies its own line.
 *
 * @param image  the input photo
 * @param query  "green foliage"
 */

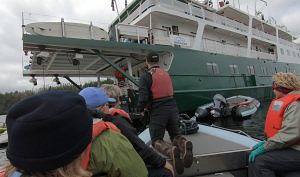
xmin=0 ymin=79 xmax=114 ymax=115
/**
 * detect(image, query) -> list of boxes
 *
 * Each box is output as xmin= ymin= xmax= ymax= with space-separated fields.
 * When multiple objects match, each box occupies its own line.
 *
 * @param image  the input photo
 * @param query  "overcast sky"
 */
xmin=0 ymin=0 xmax=299 ymax=93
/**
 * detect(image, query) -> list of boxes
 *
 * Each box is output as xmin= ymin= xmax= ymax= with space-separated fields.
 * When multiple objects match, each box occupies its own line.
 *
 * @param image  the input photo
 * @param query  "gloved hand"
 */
xmin=249 ymin=143 xmax=266 ymax=162
xmin=252 ymin=141 xmax=265 ymax=150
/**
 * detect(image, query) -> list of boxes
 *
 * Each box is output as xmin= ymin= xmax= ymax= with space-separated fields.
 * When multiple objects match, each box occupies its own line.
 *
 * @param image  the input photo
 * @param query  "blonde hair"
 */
xmin=273 ymin=72 xmax=300 ymax=91
xmin=101 ymin=84 xmax=122 ymax=100
xmin=1 ymin=156 xmax=92 ymax=177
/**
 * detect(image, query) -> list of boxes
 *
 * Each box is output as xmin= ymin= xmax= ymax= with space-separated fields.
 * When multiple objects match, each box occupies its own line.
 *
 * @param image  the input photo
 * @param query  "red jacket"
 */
xmin=109 ymin=108 xmax=131 ymax=121
xmin=150 ymin=67 xmax=173 ymax=100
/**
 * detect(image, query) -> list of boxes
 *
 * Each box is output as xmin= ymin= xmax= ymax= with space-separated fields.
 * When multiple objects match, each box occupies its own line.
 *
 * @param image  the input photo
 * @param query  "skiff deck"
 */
xmin=140 ymin=124 xmax=257 ymax=177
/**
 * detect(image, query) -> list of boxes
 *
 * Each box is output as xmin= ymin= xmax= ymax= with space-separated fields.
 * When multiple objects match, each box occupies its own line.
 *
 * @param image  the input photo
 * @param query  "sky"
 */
xmin=0 ymin=0 xmax=299 ymax=93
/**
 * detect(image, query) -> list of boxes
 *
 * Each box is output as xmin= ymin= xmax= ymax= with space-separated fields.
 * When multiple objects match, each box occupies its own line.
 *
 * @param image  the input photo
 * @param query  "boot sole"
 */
xmin=172 ymin=146 xmax=184 ymax=174
xmin=183 ymin=141 xmax=193 ymax=168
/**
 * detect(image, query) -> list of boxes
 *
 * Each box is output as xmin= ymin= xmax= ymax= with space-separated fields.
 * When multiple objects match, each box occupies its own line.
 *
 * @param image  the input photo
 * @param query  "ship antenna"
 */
xmin=255 ymin=0 xmax=267 ymax=18
xmin=111 ymin=0 xmax=121 ymax=22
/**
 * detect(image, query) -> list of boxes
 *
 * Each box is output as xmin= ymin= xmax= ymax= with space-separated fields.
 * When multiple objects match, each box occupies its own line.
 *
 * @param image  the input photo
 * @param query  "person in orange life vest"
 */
xmin=79 ymin=87 xmax=175 ymax=177
xmin=0 ymin=91 xmax=147 ymax=177
xmin=115 ymin=64 xmax=127 ymax=82
xmin=137 ymin=52 xmax=193 ymax=174
xmin=248 ymin=72 xmax=300 ymax=177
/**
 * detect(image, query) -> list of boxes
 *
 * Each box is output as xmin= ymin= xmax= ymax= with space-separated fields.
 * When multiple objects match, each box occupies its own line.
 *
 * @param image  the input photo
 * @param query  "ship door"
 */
xmin=172 ymin=26 xmax=179 ymax=35
xmin=172 ymin=26 xmax=180 ymax=47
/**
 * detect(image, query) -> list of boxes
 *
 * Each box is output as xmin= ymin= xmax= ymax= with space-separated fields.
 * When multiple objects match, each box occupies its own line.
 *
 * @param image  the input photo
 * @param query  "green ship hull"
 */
xmin=168 ymin=47 xmax=277 ymax=112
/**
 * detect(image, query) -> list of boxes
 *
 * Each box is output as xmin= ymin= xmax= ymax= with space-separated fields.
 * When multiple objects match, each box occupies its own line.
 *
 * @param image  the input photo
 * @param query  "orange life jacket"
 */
xmin=109 ymin=108 xmax=131 ymax=121
xmin=0 ymin=171 xmax=5 ymax=177
xmin=150 ymin=68 xmax=173 ymax=100
xmin=81 ymin=121 xmax=120 ymax=170
xmin=264 ymin=94 xmax=300 ymax=138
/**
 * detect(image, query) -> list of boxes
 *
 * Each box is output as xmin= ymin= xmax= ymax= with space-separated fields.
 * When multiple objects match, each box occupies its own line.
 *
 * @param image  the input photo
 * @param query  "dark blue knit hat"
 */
xmin=6 ymin=91 xmax=92 ymax=172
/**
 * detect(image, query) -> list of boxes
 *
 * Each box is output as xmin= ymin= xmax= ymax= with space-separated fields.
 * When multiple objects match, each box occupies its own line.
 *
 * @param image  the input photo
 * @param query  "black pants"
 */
xmin=148 ymin=167 xmax=173 ymax=177
xmin=248 ymin=148 xmax=300 ymax=177
xmin=149 ymin=106 xmax=181 ymax=144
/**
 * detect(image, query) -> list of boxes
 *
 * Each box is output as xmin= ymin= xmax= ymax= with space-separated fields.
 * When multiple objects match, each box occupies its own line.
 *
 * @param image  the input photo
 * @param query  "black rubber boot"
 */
xmin=173 ymin=135 xmax=193 ymax=168
xmin=153 ymin=140 xmax=184 ymax=174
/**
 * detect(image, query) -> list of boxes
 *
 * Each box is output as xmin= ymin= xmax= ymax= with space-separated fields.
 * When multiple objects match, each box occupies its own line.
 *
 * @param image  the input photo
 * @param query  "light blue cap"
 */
xmin=79 ymin=87 xmax=112 ymax=109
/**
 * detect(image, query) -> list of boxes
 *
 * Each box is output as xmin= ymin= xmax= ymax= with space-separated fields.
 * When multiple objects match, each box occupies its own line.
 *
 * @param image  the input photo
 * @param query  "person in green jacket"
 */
xmin=1 ymin=91 xmax=148 ymax=177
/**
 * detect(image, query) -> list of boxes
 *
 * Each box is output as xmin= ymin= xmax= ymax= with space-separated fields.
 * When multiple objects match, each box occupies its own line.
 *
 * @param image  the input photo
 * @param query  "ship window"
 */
xmin=287 ymin=49 xmax=291 ymax=56
xmin=261 ymin=66 xmax=267 ymax=75
xmin=207 ymin=63 xmax=219 ymax=75
xmin=213 ymin=63 xmax=219 ymax=74
xmin=280 ymin=48 xmax=284 ymax=55
xmin=293 ymin=51 xmax=296 ymax=57
xmin=247 ymin=65 xmax=255 ymax=75
xmin=229 ymin=64 xmax=239 ymax=74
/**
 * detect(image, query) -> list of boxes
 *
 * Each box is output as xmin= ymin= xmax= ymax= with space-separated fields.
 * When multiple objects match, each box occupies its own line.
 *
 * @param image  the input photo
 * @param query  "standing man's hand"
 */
xmin=140 ymin=112 xmax=145 ymax=116
xmin=164 ymin=161 xmax=175 ymax=177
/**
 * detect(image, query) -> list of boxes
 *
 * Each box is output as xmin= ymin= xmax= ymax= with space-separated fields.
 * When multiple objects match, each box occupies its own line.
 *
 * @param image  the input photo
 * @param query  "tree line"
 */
xmin=0 ymin=80 xmax=114 ymax=115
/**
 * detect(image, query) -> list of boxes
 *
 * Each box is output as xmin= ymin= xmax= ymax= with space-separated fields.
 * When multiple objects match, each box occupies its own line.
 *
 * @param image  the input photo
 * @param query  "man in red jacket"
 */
xmin=137 ymin=52 xmax=193 ymax=174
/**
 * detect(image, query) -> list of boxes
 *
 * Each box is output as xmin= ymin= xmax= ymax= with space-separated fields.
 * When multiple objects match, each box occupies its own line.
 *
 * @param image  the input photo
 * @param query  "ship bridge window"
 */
xmin=247 ymin=65 xmax=255 ymax=75
xmin=293 ymin=51 xmax=296 ymax=57
xmin=287 ymin=49 xmax=291 ymax=56
xmin=280 ymin=48 xmax=284 ymax=55
xmin=207 ymin=62 xmax=219 ymax=75
xmin=229 ymin=64 xmax=239 ymax=74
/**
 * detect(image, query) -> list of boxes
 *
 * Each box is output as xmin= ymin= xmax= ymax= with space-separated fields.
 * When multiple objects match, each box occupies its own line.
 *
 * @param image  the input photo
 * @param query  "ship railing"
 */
xmin=123 ymin=0 xmax=205 ymax=24
xmin=205 ymin=10 xmax=248 ymax=33
xmin=252 ymin=28 xmax=276 ymax=43
xmin=250 ymin=50 xmax=276 ymax=60
xmin=151 ymin=28 xmax=195 ymax=48
xmin=117 ymin=24 xmax=149 ymax=43
xmin=22 ymin=12 xmax=109 ymax=36
xmin=202 ymin=38 xmax=247 ymax=57
xmin=279 ymin=38 xmax=294 ymax=48
xmin=124 ymin=0 xmax=249 ymax=36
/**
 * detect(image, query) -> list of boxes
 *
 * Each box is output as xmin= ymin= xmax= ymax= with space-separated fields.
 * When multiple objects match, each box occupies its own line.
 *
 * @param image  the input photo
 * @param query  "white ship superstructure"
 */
xmin=111 ymin=0 xmax=300 ymax=63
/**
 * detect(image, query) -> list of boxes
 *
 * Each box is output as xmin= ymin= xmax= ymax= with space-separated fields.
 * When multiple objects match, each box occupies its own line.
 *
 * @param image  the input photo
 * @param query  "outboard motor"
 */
xmin=179 ymin=113 xmax=199 ymax=135
xmin=193 ymin=107 xmax=214 ymax=125
xmin=210 ymin=94 xmax=227 ymax=118
xmin=194 ymin=107 xmax=209 ymax=121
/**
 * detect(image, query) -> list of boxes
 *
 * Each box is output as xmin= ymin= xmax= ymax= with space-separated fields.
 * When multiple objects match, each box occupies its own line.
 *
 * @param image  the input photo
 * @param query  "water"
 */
xmin=214 ymin=101 xmax=270 ymax=140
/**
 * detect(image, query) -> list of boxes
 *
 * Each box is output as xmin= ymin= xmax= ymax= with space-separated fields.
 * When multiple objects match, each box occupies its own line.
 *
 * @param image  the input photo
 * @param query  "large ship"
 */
xmin=22 ymin=0 xmax=300 ymax=112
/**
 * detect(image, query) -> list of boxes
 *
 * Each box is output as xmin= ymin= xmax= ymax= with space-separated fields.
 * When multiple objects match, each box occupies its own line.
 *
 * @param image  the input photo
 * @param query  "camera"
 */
xmin=36 ymin=52 xmax=49 ymax=65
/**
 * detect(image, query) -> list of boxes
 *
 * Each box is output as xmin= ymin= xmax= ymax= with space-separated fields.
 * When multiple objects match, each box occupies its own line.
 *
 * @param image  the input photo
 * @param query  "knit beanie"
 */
xmin=6 ymin=91 xmax=92 ymax=172
xmin=272 ymin=72 xmax=300 ymax=92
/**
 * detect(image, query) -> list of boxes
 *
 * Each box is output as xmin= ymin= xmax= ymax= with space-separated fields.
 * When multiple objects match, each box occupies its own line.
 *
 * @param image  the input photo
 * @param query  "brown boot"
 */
xmin=153 ymin=140 xmax=184 ymax=174
xmin=173 ymin=135 xmax=193 ymax=168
